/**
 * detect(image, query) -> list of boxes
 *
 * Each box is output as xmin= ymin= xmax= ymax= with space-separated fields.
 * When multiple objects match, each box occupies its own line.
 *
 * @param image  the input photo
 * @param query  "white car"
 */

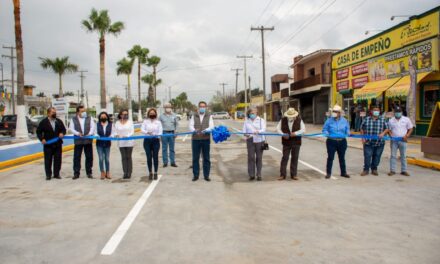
xmin=212 ymin=112 xmax=230 ymax=119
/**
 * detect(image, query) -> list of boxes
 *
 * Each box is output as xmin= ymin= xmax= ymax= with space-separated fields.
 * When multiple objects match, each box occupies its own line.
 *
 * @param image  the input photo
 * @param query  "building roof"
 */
xmin=290 ymin=49 xmax=339 ymax=68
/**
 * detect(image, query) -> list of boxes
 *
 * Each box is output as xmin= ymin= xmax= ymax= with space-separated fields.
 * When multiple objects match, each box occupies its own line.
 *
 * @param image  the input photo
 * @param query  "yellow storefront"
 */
xmin=331 ymin=6 xmax=440 ymax=135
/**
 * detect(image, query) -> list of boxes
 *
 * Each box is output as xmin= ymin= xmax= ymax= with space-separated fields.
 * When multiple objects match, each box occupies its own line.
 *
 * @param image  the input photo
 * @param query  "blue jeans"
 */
xmin=143 ymin=138 xmax=160 ymax=173
xmin=326 ymin=139 xmax=347 ymax=176
xmin=363 ymin=144 xmax=385 ymax=172
xmin=355 ymin=116 xmax=362 ymax=132
xmin=390 ymin=141 xmax=407 ymax=173
xmin=96 ymin=145 xmax=110 ymax=172
xmin=192 ymin=139 xmax=211 ymax=179
xmin=162 ymin=134 xmax=175 ymax=164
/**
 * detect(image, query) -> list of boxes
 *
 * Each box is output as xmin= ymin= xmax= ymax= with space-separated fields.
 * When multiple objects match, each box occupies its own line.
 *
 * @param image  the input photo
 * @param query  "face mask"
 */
xmin=81 ymin=112 xmax=87 ymax=118
xmin=372 ymin=111 xmax=380 ymax=117
xmin=331 ymin=112 xmax=338 ymax=118
xmin=199 ymin=108 xmax=206 ymax=114
xmin=149 ymin=115 xmax=157 ymax=119
xmin=51 ymin=113 xmax=57 ymax=119
xmin=394 ymin=112 xmax=402 ymax=118
xmin=165 ymin=108 xmax=172 ymax=113
xmin=100 ymin=118 xmax=107 ymax=122
xmin=249 ymin=114 xmax=256 ymax=119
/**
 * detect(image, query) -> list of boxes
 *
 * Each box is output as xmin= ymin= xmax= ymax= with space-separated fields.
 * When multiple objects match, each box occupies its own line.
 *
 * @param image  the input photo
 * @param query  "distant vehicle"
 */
xmin=0 ymin=115 xmax=35 ymax=137
xmin=212 ymin=112 xmax=230 ymax=119
xmin=30 ymin=115 xmax=45 ymax=127
xmin=236 ymin=111 xmax=245 ymax=119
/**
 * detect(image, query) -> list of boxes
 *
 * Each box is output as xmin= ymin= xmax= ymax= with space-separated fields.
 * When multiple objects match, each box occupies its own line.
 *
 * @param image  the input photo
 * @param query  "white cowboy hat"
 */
xmin=331 ymin=104 xmax=342 ymax=112
xmin=284 ymin=107 xmax=299 ymax=118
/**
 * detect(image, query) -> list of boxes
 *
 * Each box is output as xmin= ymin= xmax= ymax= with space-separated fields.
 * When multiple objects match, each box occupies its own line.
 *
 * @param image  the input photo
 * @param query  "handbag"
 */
xmin=259 ymin=118 xmax=269 ymax=151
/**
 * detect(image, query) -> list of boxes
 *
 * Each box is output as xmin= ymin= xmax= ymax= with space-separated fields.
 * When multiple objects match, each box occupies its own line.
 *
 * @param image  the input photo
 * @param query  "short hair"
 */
xmin=247 ymin=106 xmax=257 ymax=116
xmin=47 ymin=107 xmax=56 ymax=114
xmin=147 ymin=108 xmax=157 ymax=116
xmin=76 ymin=105 xmax=85 ymax=113
xmin=198 ymin=101 xmax=207 ymax=107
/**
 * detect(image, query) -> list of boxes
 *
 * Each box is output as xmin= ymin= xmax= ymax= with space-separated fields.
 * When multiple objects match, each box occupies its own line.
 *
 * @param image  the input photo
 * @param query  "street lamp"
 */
xmin=365 ymin=29 xmax=384 ymax=35
xmin=390 ymin=15 xmax=412 ymax=21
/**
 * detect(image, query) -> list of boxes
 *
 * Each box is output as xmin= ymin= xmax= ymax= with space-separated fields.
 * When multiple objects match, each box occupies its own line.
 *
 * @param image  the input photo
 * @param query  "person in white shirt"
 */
xmin=189 ymin=101 xmax=215 ymax=182
xmin=141 ymin=108 xmax=163 ymax=180
xmin=276 ymin=107 xmax=305 ymax=181
xmin=388 ymin=106 xmax=413 ymax=176
xmin=69 ymin=105 xmax=96 ymax=179
xmin=242 ymin=107 xmax=266 ymax=181
xmin=114 ymin=109 xmax=135 ymax=180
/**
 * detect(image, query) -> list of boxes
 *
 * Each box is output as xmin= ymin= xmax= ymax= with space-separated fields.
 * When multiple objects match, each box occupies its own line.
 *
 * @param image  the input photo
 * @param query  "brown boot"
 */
xmin=291 ymin=176 xmax=299 ymax=181
xmin=100 ymin=172 xmax=106 ymax=180
xmin=105 ymin=172 xmax=111 ymax=179
xmin=401 ymin=171 xmax=410 ymax=176
xmin=372 ymin=170 xmax=379 ymax=176
xmin=360 ymin=171 xmax=369 ymax=176
xmin=278 ymin=176 xmax=286 ymax=181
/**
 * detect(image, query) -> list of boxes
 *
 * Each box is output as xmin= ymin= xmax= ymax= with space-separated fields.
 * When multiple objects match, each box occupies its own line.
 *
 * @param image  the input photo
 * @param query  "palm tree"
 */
xmin=142 ymin=73 xmax=162 ymax=107
xmin=12 ymin=0 xmax=27 ymax=139
xmin=116 ymin=57 xmax=134 ymax=119
xmin=39 ymin=56 xmax=78 ymax=97
xmin=82 ymin=8 xmax=124 ymax=110
xmin=128 ymin=45 xmax=149 ymax=121
xmin=147 ymin=55 xmax=161 ymax=101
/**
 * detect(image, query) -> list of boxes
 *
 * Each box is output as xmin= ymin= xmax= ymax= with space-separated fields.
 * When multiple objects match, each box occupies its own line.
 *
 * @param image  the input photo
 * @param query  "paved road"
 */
xmin=0 ymin=119 xmax=439 ymax=264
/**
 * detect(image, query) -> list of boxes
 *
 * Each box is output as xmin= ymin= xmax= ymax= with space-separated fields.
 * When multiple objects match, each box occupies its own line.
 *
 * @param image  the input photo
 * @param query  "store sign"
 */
xmin=352 ymin=76 xmax=369 ymax=89
xmin=336 ymin=80 xmax=349 ymax=91
xmin=332 ymin=11 xmax=439 ymax=69
xmin=351 ymin=62 xmax=368 ymax=76
xmin=52 ymin=97 xmax=68 ymax=115
xmin=336 ymin=68 xmax=349 ymax=80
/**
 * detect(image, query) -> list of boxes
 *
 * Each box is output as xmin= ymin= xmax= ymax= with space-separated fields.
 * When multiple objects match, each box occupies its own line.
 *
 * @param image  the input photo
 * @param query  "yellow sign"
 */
xmin=332 ymin=10 xmax=439 ymax=69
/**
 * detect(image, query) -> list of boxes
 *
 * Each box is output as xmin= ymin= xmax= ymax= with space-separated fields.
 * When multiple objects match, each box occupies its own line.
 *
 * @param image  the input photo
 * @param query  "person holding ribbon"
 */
xmin=160 ymin=103 xmax=179 ymax=168
xmin=189 ymin=101 xmax=215 ymax=182
xmin=277 ymin=107 xmax=305 ymax=181
xmin=36 ymin=107 xmax=66 ymax=180
xmin=69 ymin=105 xmax=96 ymax=180
xmin=96 ymin=111 xmax=114 ymax=180
xmin=141 ymin=108 xmax=163 ymax=181
xmin=322 ymin=104 xmax=350 ymax=179
xmin=360 ymin=105 xmax=389 ymax=176
xmin=114 ymin=109 xmax=135 ymax=180
xmin=388 ymin=106 xmax=413 ymax=176
xmin=243 ymin=107 xmax=266 ymax=181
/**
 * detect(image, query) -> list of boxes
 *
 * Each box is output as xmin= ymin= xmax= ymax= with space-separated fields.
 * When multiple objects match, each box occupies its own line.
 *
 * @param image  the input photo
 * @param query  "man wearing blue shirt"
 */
xmin=322 ymin=104 xmax=350 ymax=179
xmin=160 ymin=103 xmax=179 ymax=167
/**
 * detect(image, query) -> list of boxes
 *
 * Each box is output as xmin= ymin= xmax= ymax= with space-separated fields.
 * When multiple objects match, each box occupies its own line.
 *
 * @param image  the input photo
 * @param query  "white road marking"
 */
xmin=101 ymin=175 xmax=162 ymax=255
xmin=182 ymin=134 xmax=188 ymax=142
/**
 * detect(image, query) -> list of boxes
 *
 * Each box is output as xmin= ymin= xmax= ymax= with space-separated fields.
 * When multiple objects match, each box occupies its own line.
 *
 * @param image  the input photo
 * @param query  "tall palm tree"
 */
xmin=39 ymin=56 xmax=78 ymax=97
xmin=147 ymin=55 xmax=161 ymax=101
xmin=141 ymin=73 xmax=162 ymax=107
xmin=12 ymin=0 xmax=27 ymax=139
xmin=128 ymin=45 xmax=149 ymax=121
xmin=82 ymin=8 xmax=124 ymax=110
xmin=116 ymin=57 xmax=134 ymax=119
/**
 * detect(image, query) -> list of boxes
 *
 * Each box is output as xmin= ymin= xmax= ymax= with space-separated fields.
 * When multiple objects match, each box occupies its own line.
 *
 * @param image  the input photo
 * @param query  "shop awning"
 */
xmin=385 ymin=72 xmax=432 ymax=98
xmin=353 ymin=78 xmax=400 ymax=101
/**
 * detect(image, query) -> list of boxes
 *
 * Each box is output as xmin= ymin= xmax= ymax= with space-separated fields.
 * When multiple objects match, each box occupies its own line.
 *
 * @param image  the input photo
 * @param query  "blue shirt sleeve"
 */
xmin=345 ymin=119 xmax=350 ymax=136
xmin=322 ymin=119 xmax=330 ymax=135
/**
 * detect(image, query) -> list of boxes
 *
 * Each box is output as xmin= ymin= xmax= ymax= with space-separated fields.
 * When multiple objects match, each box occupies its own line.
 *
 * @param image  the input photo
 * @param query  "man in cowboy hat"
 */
xmin=276 ymin=107 xmax=305 ymax=180
xmin=322 ymin=104 xmax=351 ymax=179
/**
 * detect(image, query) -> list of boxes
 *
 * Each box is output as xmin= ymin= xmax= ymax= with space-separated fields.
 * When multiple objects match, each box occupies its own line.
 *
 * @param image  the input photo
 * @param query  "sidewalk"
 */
xmin=263 ymin=121 xmax=440 ymax=171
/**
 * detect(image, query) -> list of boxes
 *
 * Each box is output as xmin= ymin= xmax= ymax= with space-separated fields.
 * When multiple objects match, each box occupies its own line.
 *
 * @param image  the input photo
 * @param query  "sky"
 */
xmin=0 ymin=0 xmax=439 ymax=107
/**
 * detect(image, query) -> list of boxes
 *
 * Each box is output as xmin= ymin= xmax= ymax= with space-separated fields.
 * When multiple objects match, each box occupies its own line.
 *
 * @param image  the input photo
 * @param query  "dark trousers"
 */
xmin=280 ymin=144 xmax=301 ymax=177
xmin=192 ymin=139 xmax=211 ymax=179
xmin=326 ymin=139 xmax=347 ymax=176
xmin=363 ymin=144 xmax=385 ymax=172
xmin=246 ymin=138 xmax=263 ymax=178
xmin=144 ymin=138 xmax=160 ymax=173
xmin=73 ymin=143 xmax=93 ymax=176
xmin=43 ymin=144 xmax=62 ymax=178
xmin=119 ymin=147 xmax=133 ymax=177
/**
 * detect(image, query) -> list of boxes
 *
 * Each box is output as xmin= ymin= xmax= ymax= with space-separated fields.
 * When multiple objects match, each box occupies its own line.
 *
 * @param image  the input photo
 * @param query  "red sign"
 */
xmin=351 ymin=62 xmax=368 ymax=76
xmin=336 ymin=80 xmax=349 ymax=91
xmin=352 ymin=76 xmax=369 ymax=89
xmin=336 ymin=68 xmax=349 ymax=80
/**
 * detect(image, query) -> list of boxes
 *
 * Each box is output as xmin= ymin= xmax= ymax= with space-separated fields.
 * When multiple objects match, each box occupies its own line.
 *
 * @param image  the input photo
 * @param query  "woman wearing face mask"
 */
xmin=114 ymin=109 xmax=135 ymax=179
xmin=96 ymin=112 xmax=114 ymax=180
xmin=322 ymin=105 xmax=350 ymax=179
xmin=141 ymin=108 xmax=163 ymax=180
xmin=242 ymin=107 xmax=266 ymax=181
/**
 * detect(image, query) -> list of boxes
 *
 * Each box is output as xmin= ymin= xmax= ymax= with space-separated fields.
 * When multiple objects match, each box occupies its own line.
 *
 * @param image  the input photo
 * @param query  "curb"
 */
xmin=407 ymin=158 xmax=440 ymax=171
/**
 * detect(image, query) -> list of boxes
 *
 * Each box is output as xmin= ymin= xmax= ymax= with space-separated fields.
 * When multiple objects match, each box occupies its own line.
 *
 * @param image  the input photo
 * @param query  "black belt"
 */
xmin=328 ymin=138 xmax=346 ymax=141
xmin=163 ymin=130 xmax=174 ymax=133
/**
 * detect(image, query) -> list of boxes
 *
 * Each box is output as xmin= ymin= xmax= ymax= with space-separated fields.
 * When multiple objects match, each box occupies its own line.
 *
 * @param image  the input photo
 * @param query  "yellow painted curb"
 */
xmin=407 ymin=158 xmax=440 ymax=171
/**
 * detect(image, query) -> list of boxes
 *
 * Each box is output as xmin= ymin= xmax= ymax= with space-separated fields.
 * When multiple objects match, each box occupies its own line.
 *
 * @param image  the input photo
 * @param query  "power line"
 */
xmin=231 ymin=68 xmax=243 ymax=97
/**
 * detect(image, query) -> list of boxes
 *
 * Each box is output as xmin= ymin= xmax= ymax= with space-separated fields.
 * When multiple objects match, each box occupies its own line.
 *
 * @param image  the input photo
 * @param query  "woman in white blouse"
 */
xmin=242 ymin=107 xmax=266 ymax=181
xmin=114 ymin=109 xmax=135 ymax=179
xmin=141 ymin=108 xmax=163 ymax=180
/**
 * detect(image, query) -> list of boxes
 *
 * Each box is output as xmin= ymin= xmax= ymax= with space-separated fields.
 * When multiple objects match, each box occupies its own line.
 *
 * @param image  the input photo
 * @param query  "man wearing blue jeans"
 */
xmin=388 ymin=106 xmax=413 ymax=176
xmin=360 ymin=106 xmax=389 ymax=176
xmin=160 ymin=103 xmax=179 ymax=167
xmin=189 ymin=101 xmax=214 ymax=182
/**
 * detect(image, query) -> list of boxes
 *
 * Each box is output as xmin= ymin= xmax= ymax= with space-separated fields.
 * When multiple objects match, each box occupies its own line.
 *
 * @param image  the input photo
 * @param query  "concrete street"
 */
xmin=0 ymin=119 xmax=439 ymax=264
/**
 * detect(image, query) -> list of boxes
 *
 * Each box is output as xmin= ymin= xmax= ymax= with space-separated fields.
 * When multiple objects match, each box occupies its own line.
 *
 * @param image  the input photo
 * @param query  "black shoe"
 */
xmin=72 ymin=175 xmax=79 ymax=180
xmin=153 ymin=173 xmax=158 ymax=180
xmin=340 ymin=174 xmax=350 ymax=178
xmin=87 ymin=174 xmax=93 ymax=179
xmin=148 ymin=173 xmax=153 ymax=181
xmin=46 ymin=177 xmax=51 ymax=181
xmin=204 ymin=178 xmax=211 ymax=182
xmin=171 ymin=163 xmax=178 ymax=167
xmin=249 ymin=176 xmax=255 ymax=181
xmin=53 ymin=176 xmax=62 ymax=179
xmin=325 ymin=174 xmax=331 ymax=179
xmin=192 ymin=177 xmax=199 ymax=182
xmin=257 ymin=177 xmax=262 ymax=181
xmin=163 ymin=164 xmax=168 ymax=168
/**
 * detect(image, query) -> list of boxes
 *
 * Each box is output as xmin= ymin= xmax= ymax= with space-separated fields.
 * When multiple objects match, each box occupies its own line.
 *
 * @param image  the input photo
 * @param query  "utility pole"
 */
xmin=168 ymin=86 xmax=172 ymax=103
xmin=85 ymin=90 xmax=89 ymax=109
xmin=2 ymin=46 xmax=16 ymax=114
xmin=230 ymin=68 xmax=243 ymax=98
xmin=251 ymin=26 xmax=274 ymax=119
xmin=0 ymin=62 xmax=4 ymax=90
xmin=237 ymin=55 xmax=253 ymax=115
xmin=248 ymin=75 xmax=252 ymax=102
xmin=219 ymin=83 xmax=228 ymax=98
xmin=78 ymin=70 xmax=87 ymax=105
xmin=77 ymin=90 xmax=80 ymax=104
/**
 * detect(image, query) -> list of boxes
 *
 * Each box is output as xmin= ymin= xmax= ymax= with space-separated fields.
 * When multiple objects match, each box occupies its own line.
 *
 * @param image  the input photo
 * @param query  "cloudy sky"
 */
xmin=1 ymin=0 xmax=439 ymax=107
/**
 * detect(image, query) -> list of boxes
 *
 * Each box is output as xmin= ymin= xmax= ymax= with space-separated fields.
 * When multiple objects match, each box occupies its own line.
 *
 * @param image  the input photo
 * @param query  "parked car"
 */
xmin=30 ymin=115 xmax=45 ymax=127
xmin=0 ymin=115 xmax=35 ymax=137
xmin=236 ymin=111 xmax=245 ymax=119
xmin=212 ymin=112 xmax=230 ymax=119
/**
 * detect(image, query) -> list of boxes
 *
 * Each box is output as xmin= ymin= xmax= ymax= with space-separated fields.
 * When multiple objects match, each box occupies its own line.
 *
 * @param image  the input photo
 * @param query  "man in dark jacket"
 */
xmin=36 ymin=107 xmax=67 ymax=180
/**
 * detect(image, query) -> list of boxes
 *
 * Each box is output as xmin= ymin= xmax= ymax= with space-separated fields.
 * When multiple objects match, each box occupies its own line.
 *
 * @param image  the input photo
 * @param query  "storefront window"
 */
xmin=422 ymin=83 xmax=440 ymax=118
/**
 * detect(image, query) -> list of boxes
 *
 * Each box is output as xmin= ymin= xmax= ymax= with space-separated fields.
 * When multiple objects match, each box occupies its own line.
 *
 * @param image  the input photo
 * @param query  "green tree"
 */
xmin=147 ymin=55 xmax=161 ymax=101
xmin=116 ymin=57 xmax=134 ymax=117
xmin=128 ymin=45 xmax=149 ymax=118
xmin=39 ymin=56 xmax=78 ymax=97
xmin=141 ymin=73 xmax=162 ymax=107
xmin=82 ymin=8 xmax=124 ymax=109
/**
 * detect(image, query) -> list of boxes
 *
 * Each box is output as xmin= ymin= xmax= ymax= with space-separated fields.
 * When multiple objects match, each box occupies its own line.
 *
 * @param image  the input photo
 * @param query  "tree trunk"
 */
xmin=99 ymin=36 xmax=106 ymax=109
xmin=127 ymin=74 xmax=132 ymax=119
xmin=153 ymin=66 xmax=157 ymax=102
xmin=148 ymin=85 xmax=154 ymax=106
xmin=137 ymin=60 xmax=141 ymax=111
xmin=58 ymin=73 xmax=63 ymax=97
